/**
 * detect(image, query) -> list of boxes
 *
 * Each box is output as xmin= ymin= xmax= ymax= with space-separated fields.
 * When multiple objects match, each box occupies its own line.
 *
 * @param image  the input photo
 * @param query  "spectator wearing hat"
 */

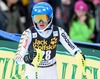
xmin=69 ymin=0 xmax=95 ymax=43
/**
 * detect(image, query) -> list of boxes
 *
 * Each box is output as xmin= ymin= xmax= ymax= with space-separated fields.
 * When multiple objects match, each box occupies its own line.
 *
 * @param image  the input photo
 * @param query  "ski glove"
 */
xmin=24 ymin=52 xmax=37 ymax=64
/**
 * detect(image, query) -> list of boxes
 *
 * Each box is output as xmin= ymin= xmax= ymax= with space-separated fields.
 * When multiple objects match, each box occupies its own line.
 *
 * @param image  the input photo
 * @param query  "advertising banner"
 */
xmin=0 ymin=47 xmax=100 ymax=79
xmin=56 ymin=51 xmax=100 ymax=79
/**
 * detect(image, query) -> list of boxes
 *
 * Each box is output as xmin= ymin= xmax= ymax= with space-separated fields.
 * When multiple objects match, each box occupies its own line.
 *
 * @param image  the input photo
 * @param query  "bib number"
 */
xmin=43 ymin=50 xmax=51 ymax=60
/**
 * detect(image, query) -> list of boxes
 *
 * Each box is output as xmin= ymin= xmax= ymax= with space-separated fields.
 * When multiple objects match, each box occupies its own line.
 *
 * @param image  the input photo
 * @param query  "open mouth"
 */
xmin=40 ymin=25 xmax=44 ymax=26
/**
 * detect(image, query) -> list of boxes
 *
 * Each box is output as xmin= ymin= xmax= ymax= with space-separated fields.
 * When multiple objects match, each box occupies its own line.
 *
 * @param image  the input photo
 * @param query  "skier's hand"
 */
xmin=23 ymin=52 xmax=37 ymax=64
xmin=23 ymin=54 xmax=32 ymax=64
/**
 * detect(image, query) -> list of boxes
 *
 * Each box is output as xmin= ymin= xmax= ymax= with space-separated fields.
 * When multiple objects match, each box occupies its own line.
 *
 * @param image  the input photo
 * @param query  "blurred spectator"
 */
xmin=93 ymin=0 xmax=100 ymax=5
xmin=61 ymin=0 xmax=77 ymax=34
xmin=93 ymin=0 xmax=100 ymax=36
xmin=47 ymin=0 xmax=63 ymax=27
xmin=69 ymin=0 xmax=95 ymax=43
xmin=54 ymin=1 xmax=65 ymax=30
xmin=84 ymin=0 xmax=95 ymax=17
xmin=1 ymin=0 xmax=25 ymax=33
xmin=17 ymin=0 xmax=31 ymax=29
xmin=84 ymin=0 xmax=96 ymax=42
xmin=0 ymin=0 xmax=8 ymax=30
xmin=93 ymin=0 xmax=100 ymax=43
xmin=96 ymin=30 xmax=100 ymax=43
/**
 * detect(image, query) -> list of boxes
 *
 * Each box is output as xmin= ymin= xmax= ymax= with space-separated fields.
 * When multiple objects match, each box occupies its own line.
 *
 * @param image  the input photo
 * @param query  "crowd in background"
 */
xmin=0 ymin=0 xmax=100 ymax=43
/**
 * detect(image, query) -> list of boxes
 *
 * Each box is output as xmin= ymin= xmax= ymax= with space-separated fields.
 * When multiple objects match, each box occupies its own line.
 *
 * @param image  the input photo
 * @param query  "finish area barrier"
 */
xmin=0 ymin=47 xmax=100 ymax=79
xmin=0 ymin=30 xmax=100 ymax=79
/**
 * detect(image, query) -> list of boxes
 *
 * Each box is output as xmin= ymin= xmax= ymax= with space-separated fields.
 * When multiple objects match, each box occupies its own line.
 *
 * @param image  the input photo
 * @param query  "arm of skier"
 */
xmin=58 ymin=27 xmax=86 ymax=77
xmin=14 ymin=29 xmax=32 ymax=64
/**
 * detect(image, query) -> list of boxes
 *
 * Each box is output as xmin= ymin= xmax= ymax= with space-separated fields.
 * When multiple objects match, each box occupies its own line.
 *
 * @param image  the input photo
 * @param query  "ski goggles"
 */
xmin=33 ymin=14 xmax=50 ymax=23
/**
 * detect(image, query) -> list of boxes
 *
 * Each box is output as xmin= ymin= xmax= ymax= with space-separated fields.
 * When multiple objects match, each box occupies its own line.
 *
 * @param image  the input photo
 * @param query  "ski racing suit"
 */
xmin=15 ymin=25 xmax=82 ymax=79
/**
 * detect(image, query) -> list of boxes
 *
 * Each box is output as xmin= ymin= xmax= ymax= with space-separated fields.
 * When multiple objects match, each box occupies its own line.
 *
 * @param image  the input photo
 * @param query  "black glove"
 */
xmin=23 ymin=54 xmax=32 ymax=64
xmin=24 ymin=52 xmax=37 ymax=64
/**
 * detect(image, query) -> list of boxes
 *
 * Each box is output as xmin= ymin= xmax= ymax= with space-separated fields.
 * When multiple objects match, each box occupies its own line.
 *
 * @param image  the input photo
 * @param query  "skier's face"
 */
xmin=37 ymin=21 xmax=48 ymax=30
xmin=34 ymin=14 xmax=50 ymax=30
